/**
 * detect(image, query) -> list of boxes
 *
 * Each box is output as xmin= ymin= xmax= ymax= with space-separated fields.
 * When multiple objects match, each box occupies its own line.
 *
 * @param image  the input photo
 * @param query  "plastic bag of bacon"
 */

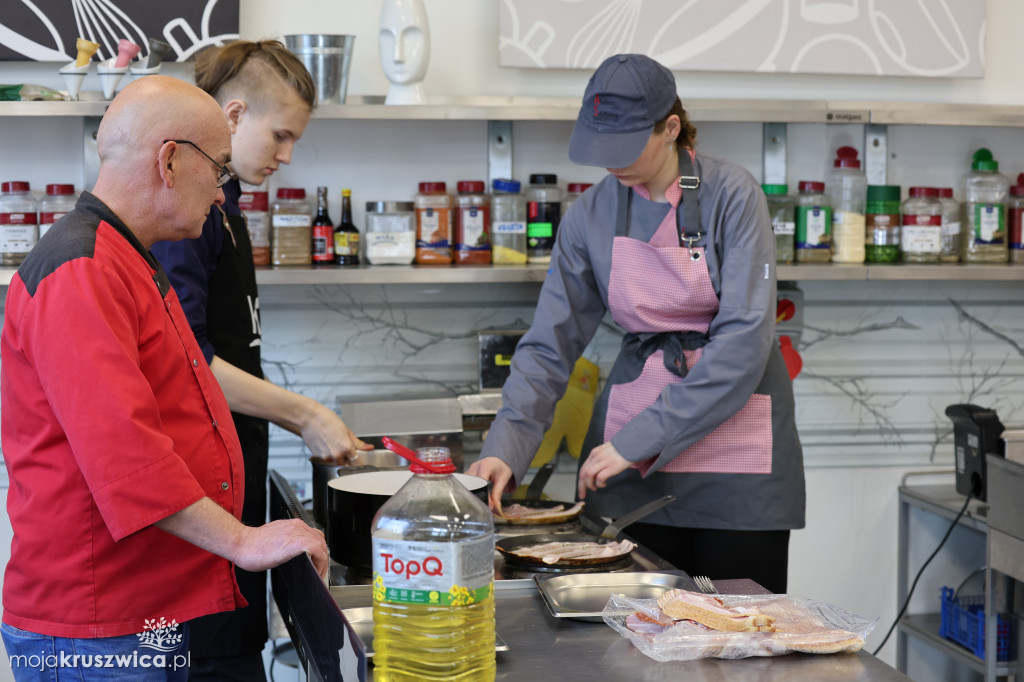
xmin=602 ymin=589 xmax=876 ymax=662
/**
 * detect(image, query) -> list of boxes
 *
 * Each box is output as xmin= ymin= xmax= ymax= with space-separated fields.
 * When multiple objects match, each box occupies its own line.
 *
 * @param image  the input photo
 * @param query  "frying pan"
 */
xmin=494 ymin=499 xmax=586 ymax=526
xmin=494 ymin=495 xmax=676 ymax=568
xmin=495 ymin=533 xmax=634 ymax=569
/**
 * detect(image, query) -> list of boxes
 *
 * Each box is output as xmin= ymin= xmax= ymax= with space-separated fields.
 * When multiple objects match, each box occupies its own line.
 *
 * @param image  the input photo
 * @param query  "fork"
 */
xmin=693 ymin=575 xmax=718 ymax=594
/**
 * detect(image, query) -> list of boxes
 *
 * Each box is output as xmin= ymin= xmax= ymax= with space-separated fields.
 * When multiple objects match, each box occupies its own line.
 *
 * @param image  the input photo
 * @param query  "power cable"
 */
xmin=872 ymin=489 xmax=973 ymax=655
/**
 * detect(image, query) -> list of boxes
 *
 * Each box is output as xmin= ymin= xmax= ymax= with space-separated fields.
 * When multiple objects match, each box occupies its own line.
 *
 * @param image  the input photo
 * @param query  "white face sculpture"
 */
xmin=379 ymin=0 xmax=430 ymax=85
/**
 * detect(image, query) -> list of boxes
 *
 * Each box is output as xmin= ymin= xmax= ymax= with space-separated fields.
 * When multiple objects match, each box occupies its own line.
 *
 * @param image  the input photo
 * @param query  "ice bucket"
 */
xmin=284 ymin=34 xmax=354 ymax=104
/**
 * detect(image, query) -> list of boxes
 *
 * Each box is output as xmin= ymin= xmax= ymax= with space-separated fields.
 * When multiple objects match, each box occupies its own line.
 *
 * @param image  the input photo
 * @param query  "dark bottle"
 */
xmin=333 ymin=188 xmax=361 ymax=266
xmin=312 ymin=186 xmax=335 ymax=266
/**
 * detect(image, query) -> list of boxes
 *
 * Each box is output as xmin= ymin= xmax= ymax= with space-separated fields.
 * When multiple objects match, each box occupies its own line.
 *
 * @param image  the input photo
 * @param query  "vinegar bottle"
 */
xmin=371 ymin=448 xmax=495 ymax=681
xmin=333 ymin=188 xmax=361 ymax=266
xmin=311 ymin=186 xmax=335 ymax=266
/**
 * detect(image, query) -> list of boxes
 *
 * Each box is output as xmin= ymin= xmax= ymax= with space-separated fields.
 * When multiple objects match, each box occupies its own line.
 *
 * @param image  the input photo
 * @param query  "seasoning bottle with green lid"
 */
xmin=962 ymin=147 xmax=1009 ymax=263
xmin=762 ymin=184 xmax=795 ymax=264
xmin=900 ymin=187 xmax=942 ymax=263
xmin=795 ymin=181 xmax=832 ymax=263
xmin=1009 ymin=174 xmax=1024 ymax=264
xmin=865 ymin=185 xmax=901 ymax=264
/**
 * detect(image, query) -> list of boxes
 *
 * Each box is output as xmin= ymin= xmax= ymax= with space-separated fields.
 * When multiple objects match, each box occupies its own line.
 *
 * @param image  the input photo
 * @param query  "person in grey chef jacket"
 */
xmin=469 ymin=54 xmax=805 ymax=593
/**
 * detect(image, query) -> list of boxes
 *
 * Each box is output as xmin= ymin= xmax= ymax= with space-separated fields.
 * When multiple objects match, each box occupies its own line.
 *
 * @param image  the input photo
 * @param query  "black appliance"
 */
xmin=945 ymin=404 xmax=1005 ymax=501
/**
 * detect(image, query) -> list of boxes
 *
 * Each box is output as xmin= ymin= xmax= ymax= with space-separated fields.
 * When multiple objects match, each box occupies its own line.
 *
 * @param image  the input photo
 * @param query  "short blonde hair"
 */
xmin=194 ymin=39 xmax=316 ymax=113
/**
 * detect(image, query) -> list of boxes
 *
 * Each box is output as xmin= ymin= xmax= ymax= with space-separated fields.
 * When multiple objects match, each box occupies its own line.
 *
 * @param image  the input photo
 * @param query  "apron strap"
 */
xmin=613 ymin=149 xmax=705 ymax=258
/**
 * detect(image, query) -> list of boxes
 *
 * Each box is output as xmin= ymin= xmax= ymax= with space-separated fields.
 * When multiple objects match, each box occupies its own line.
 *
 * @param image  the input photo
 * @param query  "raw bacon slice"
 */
xmin=495 ymin=501 xmax=585 ymax=525
xmin=510 ymin=539 xmax=635 ymax=564
xmin=657 ymin=589 xmax=776 ymax=632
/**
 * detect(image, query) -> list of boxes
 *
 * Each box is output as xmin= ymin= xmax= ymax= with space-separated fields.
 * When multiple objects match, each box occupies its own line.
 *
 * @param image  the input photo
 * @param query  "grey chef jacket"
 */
xmin=481 ymin=152 xmax=806 ymax=531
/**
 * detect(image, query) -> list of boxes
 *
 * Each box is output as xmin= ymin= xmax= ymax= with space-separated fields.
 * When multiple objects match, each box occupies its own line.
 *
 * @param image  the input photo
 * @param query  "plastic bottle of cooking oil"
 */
xmin=371 ymin=447 xmax=495 ymax=681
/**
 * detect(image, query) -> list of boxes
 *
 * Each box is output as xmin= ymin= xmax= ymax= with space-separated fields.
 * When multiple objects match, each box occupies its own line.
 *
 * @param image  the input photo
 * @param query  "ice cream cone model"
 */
xmin=74 ymin=38 xmax=100 ymax=67
xmin=97 ymin=59 xmax=128 ymax=99
xmin=129 ymin=64 xmax=162 ymax=80
xmin=58 ymin=62 xmax=89 ymax=101
xmin=114 ymin=39 xmax=141 ymax=68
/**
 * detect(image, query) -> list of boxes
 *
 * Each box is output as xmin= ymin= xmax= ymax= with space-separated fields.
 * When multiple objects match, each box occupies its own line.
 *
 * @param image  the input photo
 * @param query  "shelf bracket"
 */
xmin=762 ymin=123 xmax=787 ymax=186
xmin=865 ymin=124 xmax=888 ymax=186
xmin=488 ymin=120 xmax=513 ymax=188
xmin=83 ymin=116 xmax=100 ymax=191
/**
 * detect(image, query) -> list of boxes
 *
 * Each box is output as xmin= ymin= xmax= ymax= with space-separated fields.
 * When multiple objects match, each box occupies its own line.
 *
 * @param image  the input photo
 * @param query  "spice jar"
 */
xmin=762 ymin=184 xmax=795 ymax=265
xmin=239 ymin=182 xmax=270 ymax=266
xmin=40 ymin=183 xmax=76 ymax=240
xmin=901 ymin=187 xmax=943 ymax=263
xmin=454 ymin=180 xmax=491 ymax=264
xmin=414 ymin=182 xmax=453 ymax=264
xmin=490 ymin=179 xmax=527 ymax=265
xmin=827 ymin=147 xmax=867 ymax=264
xmin=0 ymin=181 xmax=39 ymax=266
xmin=1009 ymin=175 xmax=1024 ymax=264
xmin=271 ymin=187 xmax=312 ymax=266
xmin=936 ymin=188 xmax=961 ymax=263
xmin=564 ymin=182 xmax=593 ymax=215
xmin=526 ymin=174 xmax=562 ymax=264
xmin=795 ymin=181 xmax=832 ymax=263
xmin=865 ymin=185 xmax=901 ymax=264
xmin=365 ymin=201 xmax=415 ymax=265
xmin=962 ymin=148 xmax=1009 ymax=263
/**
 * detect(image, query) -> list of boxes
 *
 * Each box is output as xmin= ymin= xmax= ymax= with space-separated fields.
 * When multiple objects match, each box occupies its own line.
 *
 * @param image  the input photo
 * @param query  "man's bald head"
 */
xmin=91 ymin=76 xmax=232 ymax=247
xmin=97 ymin=75 xmax=228 ymax=166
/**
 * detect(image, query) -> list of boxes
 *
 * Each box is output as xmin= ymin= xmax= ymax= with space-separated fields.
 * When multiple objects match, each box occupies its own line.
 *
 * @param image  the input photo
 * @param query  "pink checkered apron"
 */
xmin=599 ymin=158 xmax=773 ymax=476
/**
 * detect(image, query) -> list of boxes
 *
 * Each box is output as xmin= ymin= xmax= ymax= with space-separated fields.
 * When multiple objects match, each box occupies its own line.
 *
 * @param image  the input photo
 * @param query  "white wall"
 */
xmin=3 ymin=2 xmax=1024 ymax=680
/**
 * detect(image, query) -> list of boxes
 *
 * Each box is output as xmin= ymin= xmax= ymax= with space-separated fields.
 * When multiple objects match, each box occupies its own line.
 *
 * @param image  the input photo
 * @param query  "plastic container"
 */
xmin=901 ymin=187 xmax=943 ymax=263
xmin=271 ymin=187 xmax=312 ymax=266
xmin=490 ymin=179 xmax=528 ymax=265
xmin=827 ymin=147 xmax=867 ymax=264
xmin=371 ymin=447 xmax=495 ymax=680
xmin=239 ymin=182 xmax=270 ymax=265
xmin=962 ymin=148 xmax=1009 ymax=263
xmin=795 ymin=181 xmax=832 ymax=263
xmin=526 ymin=174 xmax=562 ymax=264
xmin=762 ymin=184 xmax=795 ymax=265
xmin=0 ymin=181 xmax=39 ymax=266
xmin=415 ymin=182 xmax=453 ymax=264
xmin=937 ymin=188 xmax=961 ymax=263
xmin=939 ymin=587 xmax=1010 ymax=661
xmin=365 ymin=201 xmax=415 ymax=265
xmin=1009 ymin=174 xmax=1024 ymax=264
xmin=39 ymin=183 xmax=76 ymax=240
xmin=564 ymin=182 xmax=593 ymax=215
xmin=865 ymin=185 xmax=901 ymax=264
xmin=454 ymin=180 xmax=491 ymax=265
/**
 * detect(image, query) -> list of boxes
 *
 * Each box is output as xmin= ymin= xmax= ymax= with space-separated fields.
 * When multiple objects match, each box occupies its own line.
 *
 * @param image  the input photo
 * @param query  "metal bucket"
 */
xmin=284 ymin=34 xmax=354 ymax=104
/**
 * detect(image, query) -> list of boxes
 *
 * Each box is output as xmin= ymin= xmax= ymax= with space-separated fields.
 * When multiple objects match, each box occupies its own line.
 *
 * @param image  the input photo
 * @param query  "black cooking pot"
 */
xmin=326 ymin=470 xmax=489 ymax=573
xmin=309 ymin=450 xmax=409 ymax=528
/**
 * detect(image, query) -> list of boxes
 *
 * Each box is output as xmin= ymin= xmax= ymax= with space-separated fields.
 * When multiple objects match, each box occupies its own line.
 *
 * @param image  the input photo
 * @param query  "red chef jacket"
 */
xmin=1 ymin=192 xmax=246 ymax=638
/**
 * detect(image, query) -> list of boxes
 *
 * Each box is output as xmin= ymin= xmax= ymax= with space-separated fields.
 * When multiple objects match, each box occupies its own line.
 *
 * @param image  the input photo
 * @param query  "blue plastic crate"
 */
xmin=939 ymin=586 xmax=1011 ymax=661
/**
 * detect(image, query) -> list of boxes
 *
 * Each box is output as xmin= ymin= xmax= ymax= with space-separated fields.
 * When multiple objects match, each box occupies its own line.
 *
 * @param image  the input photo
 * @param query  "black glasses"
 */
xmin=163 ymin=139 xmax=233 ymax=188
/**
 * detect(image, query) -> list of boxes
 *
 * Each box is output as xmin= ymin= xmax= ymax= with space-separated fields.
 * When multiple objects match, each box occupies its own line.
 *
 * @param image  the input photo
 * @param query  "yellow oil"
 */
xmin=372 ymin=596 xmax=495 ymax=681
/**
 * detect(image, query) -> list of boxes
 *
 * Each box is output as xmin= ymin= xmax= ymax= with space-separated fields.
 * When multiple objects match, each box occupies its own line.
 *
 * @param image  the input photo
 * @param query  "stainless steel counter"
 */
xmin=331 ymin=582 xmax=910 ymax=681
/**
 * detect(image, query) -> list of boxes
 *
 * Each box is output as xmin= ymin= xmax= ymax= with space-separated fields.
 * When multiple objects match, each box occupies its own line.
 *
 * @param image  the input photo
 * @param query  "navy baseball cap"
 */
xmin=568 ymin=54 xmax=678 ymax=169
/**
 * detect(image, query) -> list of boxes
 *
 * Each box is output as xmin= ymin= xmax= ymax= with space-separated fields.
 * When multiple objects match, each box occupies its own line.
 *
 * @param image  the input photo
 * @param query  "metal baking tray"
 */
xmin=534 ymin=571 xmax=694 ymax=622
xmin=340 ymin=607 xmax=510 ymax=658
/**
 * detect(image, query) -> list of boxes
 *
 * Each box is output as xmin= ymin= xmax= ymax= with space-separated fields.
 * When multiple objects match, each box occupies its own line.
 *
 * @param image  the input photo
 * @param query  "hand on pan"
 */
xmin=577 ymin=442 xmax=630 ymax=500
xmin=467 ymin=457 xmax=515 ymax=513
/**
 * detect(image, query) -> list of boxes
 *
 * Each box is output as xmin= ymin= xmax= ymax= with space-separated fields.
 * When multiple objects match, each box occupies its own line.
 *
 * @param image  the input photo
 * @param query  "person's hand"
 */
xmin=577 ymin=442 xmax=631 ymax=500
xmin=301 ymin=402 xmax=373 ymax=465
xmin=232 ymin=519 xmax=330 ymax=579
xmin=467 ymin=457 xmax=515 ymax=513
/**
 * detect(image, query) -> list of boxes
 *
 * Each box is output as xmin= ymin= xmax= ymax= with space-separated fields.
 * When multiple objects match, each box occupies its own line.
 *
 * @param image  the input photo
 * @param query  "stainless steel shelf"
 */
xmin=899 ymin=613 xmax=1016 ymax=677
xmin=4 ymin=262 xmax=1024 ymax=288
xmin=6 ymin=96 xmax=1024 ymax=126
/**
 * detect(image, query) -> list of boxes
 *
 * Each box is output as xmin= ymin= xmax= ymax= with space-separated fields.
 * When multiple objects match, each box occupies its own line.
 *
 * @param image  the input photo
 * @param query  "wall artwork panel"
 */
xmin=499 ymin=0 xmax=985 ymax=77
xmin=0 ymin=0 xmax=239 ymax=62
